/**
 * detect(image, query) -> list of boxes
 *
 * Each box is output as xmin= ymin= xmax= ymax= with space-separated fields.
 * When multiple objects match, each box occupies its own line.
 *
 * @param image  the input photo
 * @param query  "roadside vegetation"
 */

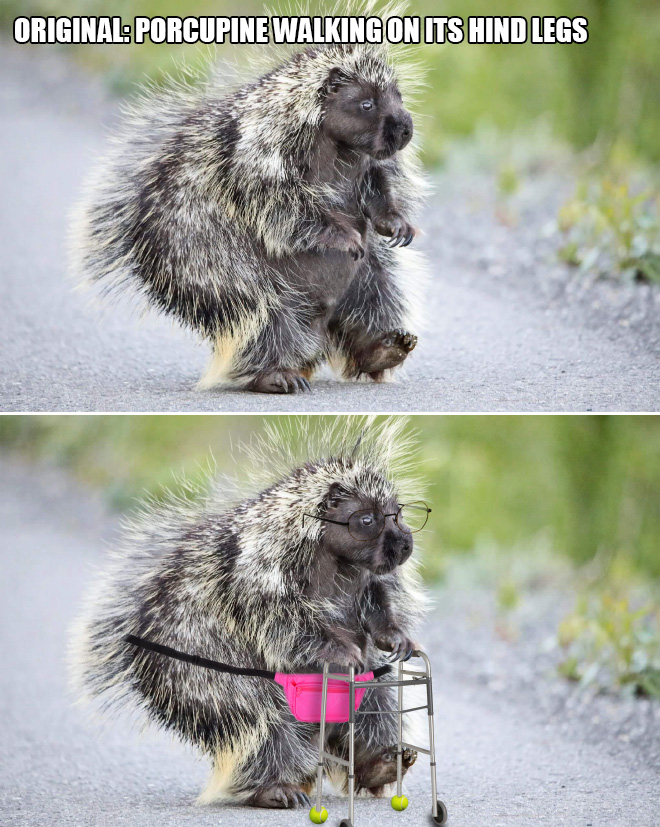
xmin=558 ymin=172 xmax=660 ymax=284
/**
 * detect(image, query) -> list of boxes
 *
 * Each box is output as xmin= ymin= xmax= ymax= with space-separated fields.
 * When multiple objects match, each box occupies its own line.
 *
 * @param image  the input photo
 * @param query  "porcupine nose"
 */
xmin=382 ymin=111 xmax=414 ymax=155
xmin=398 ymin=535 xmax=413 ymax=564
xmin=397 ymin=111 xmax=413 ymax=150
xmin=384 ymin=528 xmax=412 ymax=568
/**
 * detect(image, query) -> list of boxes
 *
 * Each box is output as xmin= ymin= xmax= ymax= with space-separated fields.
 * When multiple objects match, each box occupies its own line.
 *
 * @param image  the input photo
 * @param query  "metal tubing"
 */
xmin=315 ymin=662 xmax=329 ymax=812
xmin=396 ymin=659 xmax=403 ymax=797
xmin=357 ymin=704 xmax=427 ymax=715
xmin=361 ymin=679 xmax=427 ymax=688
xmin=348 ymin=665 xmax=355 ymax=825
xmin=413 ymin=651 xmax=439 ymax=819
xmin=396 ymin=704 xmax=429 ymax=715
xmin=401 ymin=741 xmax=431 ymax=755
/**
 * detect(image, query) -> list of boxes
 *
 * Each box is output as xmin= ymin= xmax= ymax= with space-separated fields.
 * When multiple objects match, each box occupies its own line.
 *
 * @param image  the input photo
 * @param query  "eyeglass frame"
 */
xmin=302 ymin=502 xmax=431 ymax=541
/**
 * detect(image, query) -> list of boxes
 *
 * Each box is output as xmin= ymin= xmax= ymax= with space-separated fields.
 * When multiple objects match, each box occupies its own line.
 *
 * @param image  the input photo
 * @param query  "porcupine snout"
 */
xmin=381 ymin=527 xmax=413 ymax=571
xmin=382 ymin=110 xmax=413 ymax=154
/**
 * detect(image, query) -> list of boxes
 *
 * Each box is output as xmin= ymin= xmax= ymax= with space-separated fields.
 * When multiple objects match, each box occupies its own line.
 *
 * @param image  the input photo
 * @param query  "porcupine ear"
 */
xmin=326 ymin=67 xmax=346 ymax=94
xmin=326 ymin=481 xmax=349 ymax=508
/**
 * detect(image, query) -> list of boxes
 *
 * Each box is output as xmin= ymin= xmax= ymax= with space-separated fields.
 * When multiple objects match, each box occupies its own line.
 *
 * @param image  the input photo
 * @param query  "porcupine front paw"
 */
xmin=249 ymin=784 xmax=312 ymax=809
xmin=318 ymin=638 xmax=364 ymax=670
xmin=247 ymin=369 xmax=312 ymax=394
xmin=374 ymin=213 xmax=417 ymax=247
xmin=357 ymin=747 xmax=418 ymax=794
xmin=357 ymin=329 xmax=418 ymax=377
xmin=373 ymin=627 xmax=416 ymax=661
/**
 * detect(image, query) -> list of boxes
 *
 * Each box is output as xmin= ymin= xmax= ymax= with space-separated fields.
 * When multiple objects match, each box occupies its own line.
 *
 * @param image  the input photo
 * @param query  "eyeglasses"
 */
xmin=303 ymin=502 xmax=431 ymax=542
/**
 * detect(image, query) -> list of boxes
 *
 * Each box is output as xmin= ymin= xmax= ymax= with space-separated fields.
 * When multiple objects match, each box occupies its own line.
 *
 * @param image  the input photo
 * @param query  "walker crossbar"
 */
xmin=310 ymin=650 xmax=448 ymax=827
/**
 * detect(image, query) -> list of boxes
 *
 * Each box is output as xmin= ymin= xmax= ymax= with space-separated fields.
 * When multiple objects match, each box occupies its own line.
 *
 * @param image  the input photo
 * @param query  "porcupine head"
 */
xmin=68 ymin=417 xmax=429 ymax=766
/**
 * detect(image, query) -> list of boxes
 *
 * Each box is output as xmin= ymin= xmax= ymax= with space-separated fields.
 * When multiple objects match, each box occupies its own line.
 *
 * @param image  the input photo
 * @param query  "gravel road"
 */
xmin=1 ymin=456 xmax=659 ymax=827
xmin=1 ymin=42 xmax=659 ymax=412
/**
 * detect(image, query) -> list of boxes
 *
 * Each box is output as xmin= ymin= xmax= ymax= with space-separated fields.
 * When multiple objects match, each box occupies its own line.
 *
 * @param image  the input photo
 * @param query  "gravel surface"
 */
xmin=1 ymin=42 xmax=659 ymax=413
xmin=1 ymin=456 xmax=659 ymax=827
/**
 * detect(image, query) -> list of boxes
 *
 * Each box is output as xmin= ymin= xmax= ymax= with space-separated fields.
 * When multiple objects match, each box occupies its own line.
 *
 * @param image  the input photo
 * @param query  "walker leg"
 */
xmin=396 ymin=659 xmax=403 ymax=797
xmin=348 ymin=665 xmax=355 ymax=826
xmin=317 ymin=662 xmax=329 ymax=808
xmin=390 ymin=659 xmax=409 ymax=812
xmin=426 ymin=665 xmax=439 ymax=820
xmin=310 ymin=663 xmax=329 ymax=823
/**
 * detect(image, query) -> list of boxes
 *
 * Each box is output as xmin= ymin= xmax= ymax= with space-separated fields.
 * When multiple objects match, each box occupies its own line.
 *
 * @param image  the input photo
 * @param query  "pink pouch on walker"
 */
xmin=275 ymin=671 xmax=375 ymax=723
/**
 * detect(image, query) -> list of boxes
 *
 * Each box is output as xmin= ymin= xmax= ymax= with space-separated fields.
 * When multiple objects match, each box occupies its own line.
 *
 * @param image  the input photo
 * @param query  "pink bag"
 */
xmin=275 ymin=671 xmax=375 ymax=723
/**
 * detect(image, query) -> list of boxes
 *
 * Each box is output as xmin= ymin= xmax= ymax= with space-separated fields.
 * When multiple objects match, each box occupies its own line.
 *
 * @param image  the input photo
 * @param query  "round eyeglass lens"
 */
xmin=348 ymin=509 xmax=385 ymax=541
xmin=396 ymin=502 xmax=429 ymax=534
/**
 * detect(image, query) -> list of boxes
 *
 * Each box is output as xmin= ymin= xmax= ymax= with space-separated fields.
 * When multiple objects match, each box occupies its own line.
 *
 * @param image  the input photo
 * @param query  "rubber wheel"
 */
xmin=432 ymin=799 xmax=448 ymax=825
xmin=340 ymin=821 xmax=353 ymax=827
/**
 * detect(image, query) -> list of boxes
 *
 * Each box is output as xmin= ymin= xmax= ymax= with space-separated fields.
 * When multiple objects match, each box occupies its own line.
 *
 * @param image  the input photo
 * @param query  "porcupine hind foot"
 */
xmin=246 ymin=369 xmax=312 ymax=394
xmin=355 ymin=329 xmax=418 ymax=379
xmin=248 ymin=784 xmax=312 ymax=809
xmin=356 ymin=747 xmax=418 ymax=795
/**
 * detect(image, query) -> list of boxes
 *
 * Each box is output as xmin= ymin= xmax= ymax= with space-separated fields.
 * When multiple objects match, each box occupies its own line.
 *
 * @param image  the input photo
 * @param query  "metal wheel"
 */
xmin=431 ymin=799 xmax=448 ymax=825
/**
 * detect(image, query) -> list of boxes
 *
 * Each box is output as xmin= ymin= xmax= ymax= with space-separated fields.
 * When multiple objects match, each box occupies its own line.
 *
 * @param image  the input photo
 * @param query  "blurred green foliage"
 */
xmin=558 ymin=593 xmax=660 ymax=697
xmin=558 ymin=177 xmax=660 ymax=283
xmin=2 ymin=0 xmax=659 ymax=167
xmin=1 ymin=415 xmax=658 ymax=583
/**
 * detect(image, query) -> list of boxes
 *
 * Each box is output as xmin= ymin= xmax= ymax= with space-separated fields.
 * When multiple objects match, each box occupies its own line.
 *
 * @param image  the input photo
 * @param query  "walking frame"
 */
xmin=123 ymin=635 xmax=447 ymax=824
xmin=311 ymin=650 xmax=448 ymax=826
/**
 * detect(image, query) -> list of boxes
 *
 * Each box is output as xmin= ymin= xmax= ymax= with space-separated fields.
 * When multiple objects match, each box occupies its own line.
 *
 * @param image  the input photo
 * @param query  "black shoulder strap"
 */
xmin=125 ymin=634 xmax=277 ymax=680
xmin=126 ymin=634 xmax=392 ymax=681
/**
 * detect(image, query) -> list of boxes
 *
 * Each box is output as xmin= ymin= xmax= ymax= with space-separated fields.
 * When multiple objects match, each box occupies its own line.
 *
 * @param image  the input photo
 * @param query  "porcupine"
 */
xmin=69 ymin=417 xmax=429 ymax=808
xmin=69 ymin=13 xmax=429 ymax=394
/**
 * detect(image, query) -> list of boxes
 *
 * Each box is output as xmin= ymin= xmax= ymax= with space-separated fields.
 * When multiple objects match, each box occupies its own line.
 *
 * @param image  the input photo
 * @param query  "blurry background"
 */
xmin=1 ymin=414 xmax=658 ymax=698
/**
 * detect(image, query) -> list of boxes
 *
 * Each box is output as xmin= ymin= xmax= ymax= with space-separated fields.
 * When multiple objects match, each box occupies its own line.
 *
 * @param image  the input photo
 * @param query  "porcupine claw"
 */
xmin=247 ymin=369 xmax=312 ymax=394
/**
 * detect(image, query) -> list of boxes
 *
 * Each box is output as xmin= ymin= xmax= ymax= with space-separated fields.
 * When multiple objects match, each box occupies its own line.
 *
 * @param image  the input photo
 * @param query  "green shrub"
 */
xmin=558 ymin=176 xmax=660 ymax=283
xmin=558 ymin=592 xmax=660 ymax=697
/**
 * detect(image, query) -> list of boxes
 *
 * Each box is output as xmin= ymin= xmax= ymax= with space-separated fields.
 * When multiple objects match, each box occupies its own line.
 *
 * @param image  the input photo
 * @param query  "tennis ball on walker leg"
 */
xmin=309 ymin=806 xmax=328 ymax=823
xmin=391 ymin=794 xmax=409 ymax=811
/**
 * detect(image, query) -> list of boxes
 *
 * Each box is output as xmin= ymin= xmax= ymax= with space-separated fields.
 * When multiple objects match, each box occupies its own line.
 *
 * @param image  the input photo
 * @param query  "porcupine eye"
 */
xmin=361 ymin=100 xmax=374 ymax=111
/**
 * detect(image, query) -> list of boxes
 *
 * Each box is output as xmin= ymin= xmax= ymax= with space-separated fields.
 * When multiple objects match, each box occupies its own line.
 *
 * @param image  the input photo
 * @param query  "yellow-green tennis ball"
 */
xmin=309 ymin=806 xmax=328 ymax=823
xmin=391 ymin=795 xmax=409 ymax=811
